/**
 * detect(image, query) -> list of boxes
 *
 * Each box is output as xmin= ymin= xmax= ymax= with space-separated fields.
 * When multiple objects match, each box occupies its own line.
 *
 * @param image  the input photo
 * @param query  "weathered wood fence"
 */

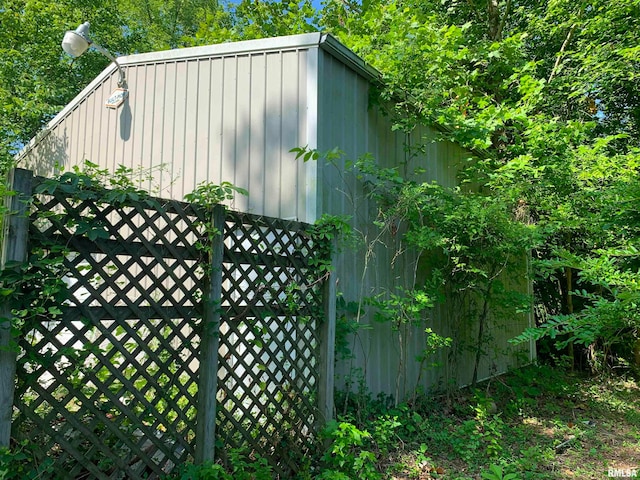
xmin=0 ymin=168 xmax=336 ymax=478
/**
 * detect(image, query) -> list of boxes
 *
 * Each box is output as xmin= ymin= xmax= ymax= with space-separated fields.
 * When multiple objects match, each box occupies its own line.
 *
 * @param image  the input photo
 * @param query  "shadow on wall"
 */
xmin=17 ymin=129 xmax=69 ymax=177
xmin=120 ymin=96 xmax=132 ymax=142
xmin=216 ymin=91 xmax=306 ymax=220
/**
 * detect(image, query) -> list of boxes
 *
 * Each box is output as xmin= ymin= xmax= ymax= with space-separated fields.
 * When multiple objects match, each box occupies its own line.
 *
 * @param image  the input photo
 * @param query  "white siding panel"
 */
xmin=160 ymin=62 xmax=177 ymax=193
xmin=103 ymin=75 xmax=117 ymax=173
xmin=281 ymin=51 xmax=303 ymax=220
xmin=181 ymin=60 xmax=200 ymax=196
xmin=220 ymin=56 xmax=238 ymax=207
xmin=208 ymin=58 xmax=225 ymax=184
xmin=118 ymin=68 xmax=133 ymax=172
xmin=174 ymin=61 xmax=188 ymax=193
xmin=234 ymin=55 xmax=251 ymax=212
xmin=249 ymin=54 xmax=267 ymax=215
xmin=23 ymin=48 xmax=311 ymax=220
xmin=76 ymin=95 xmax=89 ymax=162
xmin=303 ymin=47 xmax=317 ymax=223
xmin=128 ymin=65 xmax=144 ymax=184
xmin=265 ymin=52 xmax=283 ymax=218
xmin=195 ymin=61 xmax=212 ymax=188
xmin=138 ymin=64 xmax=155 ymax=191
xmin=66 ymin=101 xmax=78 ymax=167
xmin=150 ymin=63 xmax=169 ymax=194
xmin=88 ymin=79 xmax=102 ymax=169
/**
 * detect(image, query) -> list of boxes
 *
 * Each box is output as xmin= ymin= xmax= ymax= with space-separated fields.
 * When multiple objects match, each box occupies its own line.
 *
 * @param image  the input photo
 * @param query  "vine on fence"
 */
xmin=0 ymin=162 xmax=164 ymax=345
xmin=184 ymin=181 xmax=248 ymax=253
xmin=1 ymin=163 xmax=170 ymax=476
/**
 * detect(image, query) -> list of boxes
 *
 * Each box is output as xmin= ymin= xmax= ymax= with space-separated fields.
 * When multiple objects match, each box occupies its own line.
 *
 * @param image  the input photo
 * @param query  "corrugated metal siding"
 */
xmin=20 ymin=49 xmax=313 ymax=220
xmin=316 ymin=50 xmax=532 ymax=399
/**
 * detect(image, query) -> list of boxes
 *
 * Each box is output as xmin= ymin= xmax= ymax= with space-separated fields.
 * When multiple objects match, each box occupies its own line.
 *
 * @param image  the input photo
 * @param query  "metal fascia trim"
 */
xmin=118 ymin=33 xmax=324 ymax=66
xmin=317 ymin=33 xmax=381 ymax=83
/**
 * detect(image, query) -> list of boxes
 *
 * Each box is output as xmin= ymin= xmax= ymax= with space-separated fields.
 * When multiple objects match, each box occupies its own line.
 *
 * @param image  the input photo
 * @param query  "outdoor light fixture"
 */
xmin=62 ymin=22 xmax=128 ymax=108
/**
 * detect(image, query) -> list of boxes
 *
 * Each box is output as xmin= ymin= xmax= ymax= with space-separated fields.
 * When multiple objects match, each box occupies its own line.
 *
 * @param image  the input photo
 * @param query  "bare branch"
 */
xmin=548 ymin=23 xmax=577 ymax=84
xmin=496 ymin=0 xmax=512 ymax=41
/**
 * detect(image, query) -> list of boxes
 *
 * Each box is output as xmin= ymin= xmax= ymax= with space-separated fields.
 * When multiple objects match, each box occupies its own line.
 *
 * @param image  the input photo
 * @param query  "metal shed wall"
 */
xmin=19 ymin=41 xmax=315 ymax=221
xmin=315 ymin=49 xmax=533 ymax=398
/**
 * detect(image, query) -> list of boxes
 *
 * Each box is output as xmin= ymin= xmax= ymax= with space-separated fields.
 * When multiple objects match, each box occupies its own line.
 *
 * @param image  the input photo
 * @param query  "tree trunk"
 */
xmin=487 ymin=0 xmax=511 ymax=41
xmin=487 ymin=0 xmax=500 ymax=40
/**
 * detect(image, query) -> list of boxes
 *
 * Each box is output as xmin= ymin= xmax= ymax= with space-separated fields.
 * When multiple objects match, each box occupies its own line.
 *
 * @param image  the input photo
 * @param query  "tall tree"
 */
xmin=191 ymin=0 xmax=319 ymax=43
xmin=0 ymin=0 xmax=120 ymax=166
xmin=118 ymin=0 xmax=226 ymax=49
xmin=4 ymin=0 xmax=639 ymax=368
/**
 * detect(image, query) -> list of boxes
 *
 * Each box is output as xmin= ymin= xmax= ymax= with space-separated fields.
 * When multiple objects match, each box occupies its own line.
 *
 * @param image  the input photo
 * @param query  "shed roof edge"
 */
xmin=118 ymin=32 xmax=324 ymax=64
xmin=319 ymin=33 xmax=381 ymax=82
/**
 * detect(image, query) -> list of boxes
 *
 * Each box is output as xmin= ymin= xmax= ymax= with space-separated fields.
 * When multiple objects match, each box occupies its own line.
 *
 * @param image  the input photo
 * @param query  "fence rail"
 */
xmin=0 ymin=168 xmax=335 ymax=478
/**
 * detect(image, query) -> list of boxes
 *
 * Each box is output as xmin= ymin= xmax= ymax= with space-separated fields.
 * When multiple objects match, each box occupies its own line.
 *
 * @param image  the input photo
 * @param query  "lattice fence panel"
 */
xmin=12 ymin=179 xmax=207 ymax=479
xmin=10 ymin=175 xmax=327 ymax=479
xmin=217 ymin=211 xmax=323 ymax=477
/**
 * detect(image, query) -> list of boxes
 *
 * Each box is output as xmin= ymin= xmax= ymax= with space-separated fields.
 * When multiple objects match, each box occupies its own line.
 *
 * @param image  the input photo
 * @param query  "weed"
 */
xmin=167 ymin=449 xmax=272 ymax=480
xmin=371 ymin=415 xmax=402 ymax=456
xmin=0 ymin=442 xmax=54 ymax=480
xmin=481 ymin=464 xmax=518 ymax=480
xmin=319 ymin=420 xmax=381 ymax=480
xmin=450 ymin=396 xmax=505 ymax=463
xmin=172 ymin=462 xmax=231 ymax=480
xmin=6 ymin=363 xmax=639 ymax=479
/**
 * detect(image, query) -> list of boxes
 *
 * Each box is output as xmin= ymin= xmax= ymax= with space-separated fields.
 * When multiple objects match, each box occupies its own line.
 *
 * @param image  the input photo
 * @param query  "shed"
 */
xmin=17 ymin=32 xmax=535 ymax=399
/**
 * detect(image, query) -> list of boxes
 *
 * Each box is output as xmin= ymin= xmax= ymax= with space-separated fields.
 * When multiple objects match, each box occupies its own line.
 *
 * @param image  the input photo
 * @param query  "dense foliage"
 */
xmin=320 ymin=0 xmax=640 ymax=370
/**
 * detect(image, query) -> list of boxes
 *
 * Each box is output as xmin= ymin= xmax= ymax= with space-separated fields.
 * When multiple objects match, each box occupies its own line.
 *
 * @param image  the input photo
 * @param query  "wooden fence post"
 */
xmin=0 ymin=168 xmax=33 ymax=448
xmin=317 ymin=247 xmax=336 ymax=428
xmin=194 ymin=204 xmax=225 ymax=463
